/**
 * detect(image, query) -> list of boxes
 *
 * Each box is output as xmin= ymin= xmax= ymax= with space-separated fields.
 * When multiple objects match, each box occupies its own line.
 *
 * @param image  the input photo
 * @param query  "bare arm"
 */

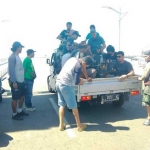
xmin=81 ymin=62 xmax=92 ymax=82
xmin=101 ymin=43 xmax=106 ymax=51
xmin=139 ymin=65 xmax=150 ymax=80
xmin=8 ymin=55 xmax=16 ymax=82
xmin=126 ymin=70 xmax=134 ymax=77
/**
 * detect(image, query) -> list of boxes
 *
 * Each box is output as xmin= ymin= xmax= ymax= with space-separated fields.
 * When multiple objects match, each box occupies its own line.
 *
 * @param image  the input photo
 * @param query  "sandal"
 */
xmin=59 ymin=124 xmax=66 ymax=131
xmin=78 ymin=124 xmax=87 ymax=132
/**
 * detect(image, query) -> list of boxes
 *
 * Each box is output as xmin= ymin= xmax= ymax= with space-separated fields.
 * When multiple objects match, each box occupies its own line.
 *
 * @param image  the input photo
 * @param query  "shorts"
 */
xmin=142 ymin=94 xmax=150 ymax=106
xmin=10 ymin=82 xmax=26 ymax=100
xmin=56 ymin=82 xmax=77 ymax=109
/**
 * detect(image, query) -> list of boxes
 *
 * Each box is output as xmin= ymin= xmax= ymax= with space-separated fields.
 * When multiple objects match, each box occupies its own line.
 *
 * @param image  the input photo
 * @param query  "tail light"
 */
xmin=130 ymin=90 xmax=139 ymax=95
xmin=81 ymin=96 xmax=91 ymax=101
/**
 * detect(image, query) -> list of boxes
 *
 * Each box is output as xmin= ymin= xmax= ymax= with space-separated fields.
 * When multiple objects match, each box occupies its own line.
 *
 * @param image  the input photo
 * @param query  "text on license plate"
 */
xmin=101 ymin=94 xmax=119 ymax=101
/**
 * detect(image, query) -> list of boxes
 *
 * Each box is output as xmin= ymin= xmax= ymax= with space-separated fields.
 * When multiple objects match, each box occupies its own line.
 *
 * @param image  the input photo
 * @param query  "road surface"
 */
xmin=0 ymin=58 xmax=150 ymax=150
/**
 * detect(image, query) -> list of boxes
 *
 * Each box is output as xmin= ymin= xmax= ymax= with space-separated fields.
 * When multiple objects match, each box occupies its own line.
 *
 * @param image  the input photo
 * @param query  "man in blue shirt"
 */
xmin=88 ymin=30 xmax=106 ymax=55
xmin=85 ymin=25 xmax=100 ymax=42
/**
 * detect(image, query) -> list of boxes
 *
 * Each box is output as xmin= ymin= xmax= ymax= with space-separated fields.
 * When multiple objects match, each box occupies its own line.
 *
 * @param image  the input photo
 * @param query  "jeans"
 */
xmin=24 ymin=79 xmax=34 ymax=108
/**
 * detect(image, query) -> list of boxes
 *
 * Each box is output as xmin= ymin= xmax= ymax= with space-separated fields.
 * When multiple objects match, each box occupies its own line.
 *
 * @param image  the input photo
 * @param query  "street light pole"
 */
xmin=101 ymin=6 xmax=128 ymax=50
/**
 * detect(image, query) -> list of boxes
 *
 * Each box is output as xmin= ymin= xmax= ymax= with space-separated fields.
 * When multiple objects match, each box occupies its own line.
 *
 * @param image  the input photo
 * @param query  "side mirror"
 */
xmin=46 ymin=59 xmax=50 ymax=65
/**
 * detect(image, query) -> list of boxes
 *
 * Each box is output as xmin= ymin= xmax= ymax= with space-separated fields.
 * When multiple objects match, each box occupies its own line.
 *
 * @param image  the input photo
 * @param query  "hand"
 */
xmin=138 ymin=77 xmax=142 ymax=80
xmin=79 ymin=78 xmax=84 ymax=85
xmin=119 ymin=75 xmax=127 ymax=81
xmin=87 ymin=77 xmax=92 ymax=82
xmin=13 ymin=82 xmax=18 ymax=89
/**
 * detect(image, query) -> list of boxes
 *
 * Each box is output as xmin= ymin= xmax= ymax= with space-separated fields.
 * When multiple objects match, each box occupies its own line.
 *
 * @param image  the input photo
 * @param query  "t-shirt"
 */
xmin=23 ymin=57 xmax=35 ymax=80
xmin=86 ymin=32 xmax=100 ymax=40
xmin=106 ymin=52 xmax=118 ymax=62
xmin=8 ymin=53 xmax=24 ymax=83
xmin=93 ymin=52 xmax=107 ymax=64
xmin=56 ymin=57 xmax=82 ymax=86
xmin=88 ymin=36 xmax=105 ymax=54
xmin=113 ymin=60 xmax=133 ymax=76
xmin=58 ymin=29 xmax=74 ymax=40
xmin=61 ymin=53 xmax=71 ymax=67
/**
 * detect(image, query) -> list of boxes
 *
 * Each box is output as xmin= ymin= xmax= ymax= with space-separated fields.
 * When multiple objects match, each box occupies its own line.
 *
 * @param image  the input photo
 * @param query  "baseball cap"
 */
xmin=12 ymin=41 xmax=24 ymax=48
xmin=143 ymin=50 xmax=150 ymax=56
xmin=27 ymin=49 xmax=36 ymax=55
xmin=72 ymin=31 xmax=81 ymax=37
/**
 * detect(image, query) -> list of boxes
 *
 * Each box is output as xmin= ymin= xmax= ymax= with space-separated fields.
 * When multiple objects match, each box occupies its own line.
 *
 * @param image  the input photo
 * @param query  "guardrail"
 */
xmin=0 ymin=58 xmax=8 ymax=78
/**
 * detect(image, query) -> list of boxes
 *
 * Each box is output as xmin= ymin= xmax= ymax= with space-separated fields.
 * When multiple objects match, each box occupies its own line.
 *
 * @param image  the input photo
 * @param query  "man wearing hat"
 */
xmin=65 ymin=30 xmax=81 ymax=52
xmin=23 ymin=49 xmax=36 ymax=111
xmin=138 ymin=50 xmax=150 ymax=125
xmin=8 ymin=41 xmax=29 ymax=120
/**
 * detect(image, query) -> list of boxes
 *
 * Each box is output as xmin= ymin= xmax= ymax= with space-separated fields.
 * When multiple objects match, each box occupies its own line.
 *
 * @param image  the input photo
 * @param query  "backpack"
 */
xmin=51 ymin=49 xmax=63 ymax=75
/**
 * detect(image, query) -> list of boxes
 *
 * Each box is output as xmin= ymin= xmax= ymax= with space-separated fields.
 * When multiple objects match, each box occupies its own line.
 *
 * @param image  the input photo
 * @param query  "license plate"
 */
xmin=101 ymin=94 xmax=119 ymax=102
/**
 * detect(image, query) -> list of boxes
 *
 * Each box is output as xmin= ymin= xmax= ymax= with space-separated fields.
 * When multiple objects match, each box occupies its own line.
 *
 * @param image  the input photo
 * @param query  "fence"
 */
xmin=0 ymin=58 xmax=8 ymax=78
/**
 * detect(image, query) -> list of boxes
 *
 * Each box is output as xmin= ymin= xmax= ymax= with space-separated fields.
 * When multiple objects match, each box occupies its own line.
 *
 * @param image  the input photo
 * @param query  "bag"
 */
xmin=30 ymin=72 xmax=36 ymax=79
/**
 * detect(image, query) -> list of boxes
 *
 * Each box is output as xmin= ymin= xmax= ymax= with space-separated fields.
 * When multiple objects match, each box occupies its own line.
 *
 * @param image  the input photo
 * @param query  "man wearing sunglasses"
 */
xmin=113 ymin=51 xmax=134 ymax=80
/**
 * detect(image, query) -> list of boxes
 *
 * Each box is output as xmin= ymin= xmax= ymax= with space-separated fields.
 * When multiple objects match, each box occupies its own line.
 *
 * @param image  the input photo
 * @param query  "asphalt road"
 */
xmin=0 ymin=58 xmax=150 ymax=150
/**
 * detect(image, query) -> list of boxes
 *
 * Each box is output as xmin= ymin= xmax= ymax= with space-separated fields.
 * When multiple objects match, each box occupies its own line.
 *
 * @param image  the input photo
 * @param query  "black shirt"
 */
xmin=113 ymin=60 xmax=133 ymax=76
xmin=58 ymin=30 xmax=73 ymax=40
xmin=106 ymin=52 xmax=117 ymax=62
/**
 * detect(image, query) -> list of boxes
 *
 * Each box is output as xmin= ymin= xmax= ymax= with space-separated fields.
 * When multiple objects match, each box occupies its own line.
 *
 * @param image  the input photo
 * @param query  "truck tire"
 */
xmin=112 ymin=94 xmax=124 ymax=107
xmin=47 ymin=76 xmax=53 ymax=93
xmin=0 ymin=94 xmax=2 ymax=103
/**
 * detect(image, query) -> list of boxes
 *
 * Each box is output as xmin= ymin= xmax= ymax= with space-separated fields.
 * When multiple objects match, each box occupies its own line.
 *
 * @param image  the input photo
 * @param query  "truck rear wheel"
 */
xmin=112 ymin=94 xmax=124 ymax=107
xmin=47 ymin=76 xmax=53 ymax=93
xmin=0 ymin=94 xmax=2 ymax=103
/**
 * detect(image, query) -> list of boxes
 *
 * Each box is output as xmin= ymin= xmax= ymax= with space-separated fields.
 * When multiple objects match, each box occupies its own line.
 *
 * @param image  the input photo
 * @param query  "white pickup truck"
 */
xmin=46 ymin=50 xmax=143 ymax=108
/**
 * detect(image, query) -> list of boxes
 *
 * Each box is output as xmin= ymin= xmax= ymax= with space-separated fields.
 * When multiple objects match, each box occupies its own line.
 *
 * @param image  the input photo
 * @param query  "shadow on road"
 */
xmin=65 ymin=95 xmax=146 ymax=132
xmin=0 ymin=133 xmax=13 ymax=148
xmin=0 ymin=93 xmax=146 ymax=134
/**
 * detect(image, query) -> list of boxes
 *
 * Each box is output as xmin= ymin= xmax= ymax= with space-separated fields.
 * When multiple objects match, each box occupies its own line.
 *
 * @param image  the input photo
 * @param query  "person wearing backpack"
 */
xmin=23 ymin=49 xmax=36 ymax=111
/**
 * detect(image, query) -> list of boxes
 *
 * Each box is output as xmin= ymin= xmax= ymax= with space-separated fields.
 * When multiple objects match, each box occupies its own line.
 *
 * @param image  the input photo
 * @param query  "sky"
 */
xmin=0 ymin=0 xmax=150 ymax=57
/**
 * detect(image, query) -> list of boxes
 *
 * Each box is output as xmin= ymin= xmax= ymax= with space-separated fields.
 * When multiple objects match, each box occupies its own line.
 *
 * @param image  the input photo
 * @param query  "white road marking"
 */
xmin=49 ymin=98 xmax=76 ymax=138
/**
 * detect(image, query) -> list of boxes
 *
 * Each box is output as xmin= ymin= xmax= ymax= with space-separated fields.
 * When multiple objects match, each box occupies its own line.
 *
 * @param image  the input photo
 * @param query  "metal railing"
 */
xmin=0 ymin=58 xmax=8 ymax=78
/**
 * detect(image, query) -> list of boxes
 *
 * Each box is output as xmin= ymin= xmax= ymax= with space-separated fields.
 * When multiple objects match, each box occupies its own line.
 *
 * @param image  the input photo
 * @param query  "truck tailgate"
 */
xmin=78 ymin=76 xmax=142 ymax=95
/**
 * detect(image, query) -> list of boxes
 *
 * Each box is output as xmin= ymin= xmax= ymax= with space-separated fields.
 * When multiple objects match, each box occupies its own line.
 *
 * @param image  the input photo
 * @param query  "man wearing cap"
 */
xmin=8 ymin=41 xmax=28 ymax=120
xmin=138 ymin=50 xmax=150 ymax=126
xmin=23 ymin=49 xmax=36 ymax=111
xmin=65 ymin=31 xmax=81 ymax=50
xmin=88 ymin=30 xmax=106 ymax=56
xmin=62 ymin=31 xmax=81 ymax=57
xmin=85 ymin=25 xmax=100 ymax=42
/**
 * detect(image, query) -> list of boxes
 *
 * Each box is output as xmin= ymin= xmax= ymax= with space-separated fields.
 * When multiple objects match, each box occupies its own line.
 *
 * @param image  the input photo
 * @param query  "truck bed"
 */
xmin=77 ymin=76 xmax=142 ymax=96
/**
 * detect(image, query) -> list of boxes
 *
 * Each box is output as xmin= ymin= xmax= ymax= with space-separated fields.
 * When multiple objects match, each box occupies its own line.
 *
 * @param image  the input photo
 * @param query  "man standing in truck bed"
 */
xmin=88 ymin=30 xmax=106 ymax=56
